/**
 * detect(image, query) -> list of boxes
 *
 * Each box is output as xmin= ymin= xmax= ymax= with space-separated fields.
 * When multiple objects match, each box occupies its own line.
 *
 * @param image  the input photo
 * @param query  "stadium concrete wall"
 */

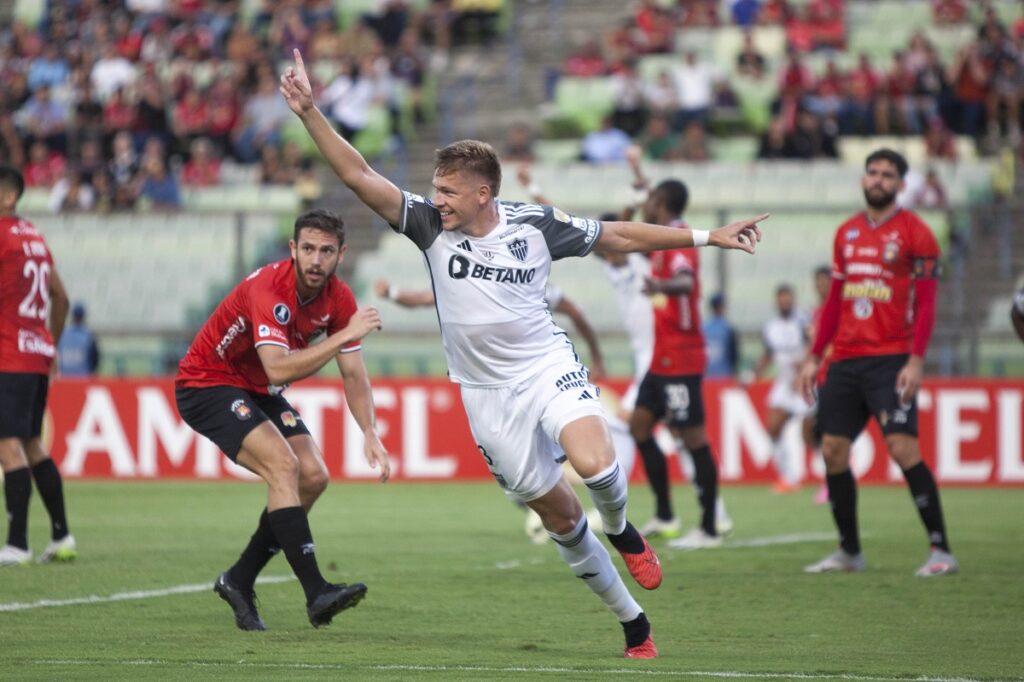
xmin=43 ymin=379 xmax=1024 ymax=485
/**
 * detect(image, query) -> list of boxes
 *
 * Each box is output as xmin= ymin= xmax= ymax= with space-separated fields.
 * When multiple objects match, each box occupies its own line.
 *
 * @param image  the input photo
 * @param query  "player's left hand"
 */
xmin=709 ymin=214 xmax=769 ymax=254
xmin=895 ymin=355 xmax=924 ymax=406
xmin=363 ymin=430 xmax=391 ymax=483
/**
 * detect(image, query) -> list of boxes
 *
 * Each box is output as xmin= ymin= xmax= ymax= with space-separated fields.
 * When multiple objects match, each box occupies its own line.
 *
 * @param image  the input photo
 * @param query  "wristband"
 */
xmin=692 ymin=229 xmax=710 ymax=247
xmin=387 ymin=285 xmax=399 ymax=301
xmin=527 ymin=183 xmax=543 ymax=198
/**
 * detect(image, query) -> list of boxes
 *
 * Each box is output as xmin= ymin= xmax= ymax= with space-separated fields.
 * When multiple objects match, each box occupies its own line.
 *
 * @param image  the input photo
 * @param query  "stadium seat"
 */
xmin=553 ymin=77 xmax=617 ymax=134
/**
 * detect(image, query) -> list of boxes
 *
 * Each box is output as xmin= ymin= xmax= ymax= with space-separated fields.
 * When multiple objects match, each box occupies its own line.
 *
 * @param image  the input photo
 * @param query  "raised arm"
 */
xmin=256 ymin=306 xmax=381 ymax=386
xmin=596 ymin=213 xmax=768 ymax=255
xmin=280 ymin=49 xmax=403 ymax=226
xmin=374 ymin=279 xmax=436 ymax=308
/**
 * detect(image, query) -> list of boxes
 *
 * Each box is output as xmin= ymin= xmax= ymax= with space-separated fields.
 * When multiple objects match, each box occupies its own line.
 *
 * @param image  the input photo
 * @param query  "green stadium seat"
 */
xmin=553 ymin=77 xmax=617 ymax=134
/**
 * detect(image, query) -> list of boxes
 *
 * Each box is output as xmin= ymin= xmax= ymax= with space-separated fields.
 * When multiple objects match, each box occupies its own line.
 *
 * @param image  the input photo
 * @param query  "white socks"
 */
xmin=583 ymin=462 xmax=628 ymax=535
xmin=548 ymin=515 xmax=642 ymax=622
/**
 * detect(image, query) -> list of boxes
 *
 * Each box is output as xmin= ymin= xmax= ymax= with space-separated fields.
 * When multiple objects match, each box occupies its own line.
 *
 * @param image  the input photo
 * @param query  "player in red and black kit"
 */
xmin=799 ymin=149 xmax=958 ymax=577
xmin=176 ymin=209 xmax=391 ymax=630
xmin=0 ymin=164 xmax=74 ymax=567
xmin=629 ymin=180 xmax=724 ymax=550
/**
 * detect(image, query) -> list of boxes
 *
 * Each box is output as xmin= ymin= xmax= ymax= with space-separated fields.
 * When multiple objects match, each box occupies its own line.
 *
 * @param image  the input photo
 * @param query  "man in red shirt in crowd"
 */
xmin=629 ymin=179 xmax=726 ymax=550
xmin=799 ymin=149 xmax=957 ymax=577
xmin=176 ymin=208 xmax=391 ymax=630
xmin=0 ymin=164 xmax=75 ymax=566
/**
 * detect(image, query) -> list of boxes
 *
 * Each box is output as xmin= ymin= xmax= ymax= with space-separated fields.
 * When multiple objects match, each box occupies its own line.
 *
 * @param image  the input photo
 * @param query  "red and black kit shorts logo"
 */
xmin=231 ymin=399 xmax=253 ymax=421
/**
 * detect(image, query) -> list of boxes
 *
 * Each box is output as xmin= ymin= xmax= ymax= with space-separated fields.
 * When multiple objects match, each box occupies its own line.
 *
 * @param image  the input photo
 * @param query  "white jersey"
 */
xmin=762 ymin=312 xmax=809 ymax=387
xmin=602 ymin=253 xmax=654 ymax=380
xmin=394 ymin=192 xmax=602 ymax=387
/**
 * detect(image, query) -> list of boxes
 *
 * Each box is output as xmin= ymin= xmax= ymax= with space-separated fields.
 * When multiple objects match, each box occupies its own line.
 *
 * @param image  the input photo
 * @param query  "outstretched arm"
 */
xmin=374 ymin=279 xmax=436 ymax=308
xmin=280 ymin=49 xmax=403 ymax=226
xmin=596 ymin=213 xmax=768 ymax=255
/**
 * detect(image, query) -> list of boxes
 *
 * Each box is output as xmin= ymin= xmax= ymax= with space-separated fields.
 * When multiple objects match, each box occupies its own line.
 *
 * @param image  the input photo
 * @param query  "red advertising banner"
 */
xmin=43 ymin=378 xmax=1024 ymax=485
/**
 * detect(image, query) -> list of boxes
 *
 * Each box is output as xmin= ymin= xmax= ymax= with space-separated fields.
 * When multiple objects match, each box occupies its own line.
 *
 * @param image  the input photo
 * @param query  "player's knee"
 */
xmin=0 ymin=438 xmax=27 ymax=470
xmin=820 ymin=440 xmax=850 ymax=472
xmin=885 ymin=435 xmax=920 ymax=469
xmin=628 ymin=420 xmax=651 ymax=442
xmin=301 ymin=464 xmax=330 ymax=497
xmin=267 ymin=450 xmax=300 ymax=486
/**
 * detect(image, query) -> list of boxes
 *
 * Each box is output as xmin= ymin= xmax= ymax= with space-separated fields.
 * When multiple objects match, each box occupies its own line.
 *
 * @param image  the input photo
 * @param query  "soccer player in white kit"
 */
xmin=281 ymin=49 xmax=766 ymax=658
xmin=754 ymin=284 xmax=811 ymax=491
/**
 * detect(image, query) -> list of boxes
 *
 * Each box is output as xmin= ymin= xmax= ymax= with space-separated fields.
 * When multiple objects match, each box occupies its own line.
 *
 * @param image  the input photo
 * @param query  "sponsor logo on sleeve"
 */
xmin=258 ymin=324 xmax=271 ymax=337
xmin=273 ymin=303 xmax=291 ymax=324
xmin=570 ymin=216 xmax=600 ymax=243
xmin=552 ymin=207 xmax=570 ymax=223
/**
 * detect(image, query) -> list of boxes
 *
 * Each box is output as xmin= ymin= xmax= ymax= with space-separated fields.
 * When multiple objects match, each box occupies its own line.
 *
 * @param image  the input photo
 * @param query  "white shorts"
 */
xmin=459 ymin=361 xmax=606 ymax=503
xmin=768 ymin=380 xmax=813 ymax=418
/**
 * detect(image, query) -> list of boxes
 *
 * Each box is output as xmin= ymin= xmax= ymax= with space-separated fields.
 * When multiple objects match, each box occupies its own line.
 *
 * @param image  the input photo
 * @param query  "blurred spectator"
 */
xmin=294 ymin=158 xmax=323 ymax=208
xmin=731 ymin=0 xmax=762 ymax=28
xmin=108 ymin=130 xmax=139 ymax=191
xmin=172 ymin=83 xmax=209 ymax=156
xmin=564 ymin=37 xmax=608 ymax=78
xmin=736 ymin=32 xmax=767 ymax=77
xmin=640 ymin=114 xmax=683 ymax=160
xmin=135 ymin=75 xmax=170 ymax=149
xmin=785 ymin=109 xmax=838 ymax=159
xmin=805 ymin=59 xmax=846 ymax=118
xmin=224 ymin=21 xmax=262 ymax=68
xmin=914 ymin=44 xmax=950 ymax=126
xmin=259 ymin=145 xmax=291 ymax=186
xmin=91 ymin=42 xmax=136 ymax=101
xmin=986 ymin=53 xmax=1024 ymax=145
xmin=205 ymin=76 xmax=241 ymax=157
xmin=611 ymin=59 xmax=648 ymax=137
xmin=59 ymin=303 xmax=101 ymax=377
xmin=786 ymin=0 xmax=845 ymax=52
xmin=903 ymin=167 xmax=949 ymax=210
xmin=633 ymin=0 xmax=675 ymax=53
xmin=948 ymin=44 xmax=989 ymax=136
xmin=0 ymin=113 xmax=25 ymax=169
xmin=232 ymin=75 xmax=290 ymax=162
xmin=321 ymin=58 xmax=378 ymax=141
xmin=932 ymin=0 xmax=967 ymax=25
xmin=757 ymin=116 xmax=789 ymax=159
xmin=758 ymin=0 xmax=792 ymax=24
xmin=112 ymin=11 xmax=143 ymax=61
xmin=27 ymin=43 xmax=69 ymax=91
xmin=365 ymin=0 xmax=412 ymax=48
xmin=673 ymin=51 xmax=716 ymax=128
xmin=182 ymin=137 xmax=221 ymax=187
xmin=879 ymin=50 xmax=924 ymax=134
xmin=392 ymin=29 xmax=428 ymax=124
xmin=136 ymin=154 xmax=181 ymax=210
xmin=77 ymin=139 xmax=105 ymax=178
xmin=49 ymin=167 xmax=96 ymax=213
xmin=776 ymin=48 xmax=814 ymax=128
xmin=269 ymin=5 xmax=311 ymax=59
xmin=843 ymin=53 xmax=882 ymax=135
xmin=703 ymin=293 xmax=739 ymax=378
xmin=71 ymin=79 xmax=105 ymax=150
xmin=451 ymin=0 xmax=503 ymax=46
xmin=90 ymin=170 xmax=117 ymax=213
xmin=604 ymin=18 xmax=644 ymax=63
xmin=678 ymin=120 xmax=711 ymax=161
xmin=140 ymin=17 xmax=173 ymax=64
xmin=24 ymin=141 xmax=66 ymax=188
xmin=17 ymin=84 xmax=68 ymax=154
xmin=924 ymin=117 xmax=959 ymax=161
xmin=308 ymin=17 xmax=345 ymax=60
xmin=581 ymin=116 xmax=631 ymax=163
xmin=678 ymin=0 xmax=721 ymax=27
xmin=504 ymin=123 xmax=535 ymax=162
xmin=644 ymin=70 xmax=679 ymax=119
xmin=102 ymin=87 xmax=137 ymax=145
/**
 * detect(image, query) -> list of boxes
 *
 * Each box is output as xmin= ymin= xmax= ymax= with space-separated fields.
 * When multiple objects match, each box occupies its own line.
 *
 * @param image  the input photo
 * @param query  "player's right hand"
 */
xmin=344 ymin=306 xmax=383 ymax=341
xmin=280 ymin=48 xmax=314 ymax=116
xmin=798 ymin=357 xmax=820 ymax=405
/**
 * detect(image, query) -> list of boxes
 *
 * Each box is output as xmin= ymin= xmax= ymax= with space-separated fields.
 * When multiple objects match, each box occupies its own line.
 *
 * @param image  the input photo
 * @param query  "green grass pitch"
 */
xmin=1 ymin=481 xmax=1021 ymax=681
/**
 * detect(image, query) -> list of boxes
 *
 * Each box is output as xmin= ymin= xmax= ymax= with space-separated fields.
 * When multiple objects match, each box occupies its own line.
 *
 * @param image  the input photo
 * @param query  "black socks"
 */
xmin=30 ymin=459 xmax=69 ymax=541
xmin=902 ymin=462 xmax=951 ymax=552
xmin=3 ymin=467 xmax=31 ymax=550
xmin=228 ymin=508 xmax=281 ymax=589
xmin=826 ymin=470 xmax=861 ymax=555
xmin=267 ymin=506 xmax=327 ymax=603
xmin=636 ymin=438 xmax=672 ymax=521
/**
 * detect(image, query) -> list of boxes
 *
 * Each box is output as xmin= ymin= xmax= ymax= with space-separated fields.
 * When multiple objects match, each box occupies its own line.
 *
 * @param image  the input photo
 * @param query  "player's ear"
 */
xmin=288 ymin=239 xmax=297 ymax=259
xmin=337 ymin=244 xmax=347 ymax=262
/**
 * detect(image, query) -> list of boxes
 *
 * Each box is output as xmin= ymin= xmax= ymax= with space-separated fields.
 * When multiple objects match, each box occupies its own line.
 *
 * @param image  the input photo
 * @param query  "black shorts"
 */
xmin=817 ymin=354 xmax=918 ymax=441
xmin=635 ymin=372 xmax=705 ymax=428
xmin=0 ymin=372 xmax=49 ymax=440
xmin=175 ymin=385 xmax=311 ymax=461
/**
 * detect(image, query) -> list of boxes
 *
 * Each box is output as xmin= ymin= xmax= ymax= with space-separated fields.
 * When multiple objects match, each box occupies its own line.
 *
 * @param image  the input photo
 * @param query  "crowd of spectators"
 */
xmin=551 ymin=0 xmax=1024 ymax=164
xmin=0 ymin=0 xmax=505 ymax=213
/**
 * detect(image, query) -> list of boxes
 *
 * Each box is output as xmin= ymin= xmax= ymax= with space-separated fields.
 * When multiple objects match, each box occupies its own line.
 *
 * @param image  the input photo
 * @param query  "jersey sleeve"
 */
xmin=910 ymin=216 xmax=942 ymax=280
xmin=391 ymin=190 xmax=443 ymax=251
xmin=248 ymin=281 xmax=291 ymax=351
xmin=531 ymin=204 xmax=603 ymax=260
xmin=831 ymin=226 xmax=847 ymax=280
xmin=329 ymin=283 xmax=362 ymax=354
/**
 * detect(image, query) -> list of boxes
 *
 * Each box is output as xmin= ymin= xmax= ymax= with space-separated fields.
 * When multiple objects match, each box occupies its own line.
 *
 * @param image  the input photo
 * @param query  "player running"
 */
xmin=799 ymin=149 xmax=958 ymax=577
xmin=281 ymin=48 xmax=766 ymax=657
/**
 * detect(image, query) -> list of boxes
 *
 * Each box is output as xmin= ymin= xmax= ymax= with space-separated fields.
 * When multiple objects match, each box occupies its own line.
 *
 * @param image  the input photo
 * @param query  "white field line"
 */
xmin=722 ymin=532 xmax=844 ymax=549
xmin=30 ymin=659 xmax=1005 ymax=682
xmin=0 ymin=575 xmax=294 ymax=613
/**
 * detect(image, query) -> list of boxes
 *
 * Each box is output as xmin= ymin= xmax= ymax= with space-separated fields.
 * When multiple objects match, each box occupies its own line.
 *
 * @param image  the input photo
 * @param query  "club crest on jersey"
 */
xmin=883 ymin=241 xmax=900 ymax=263
xmin=845 ymin=228 xmax=860 ymax=241
xmin=853 ymin=298 xmax=873 ymax=320
xmin=280 ymin=410 xmax=299 ymax=428
xmin=231 ymin=399 xmax=252 ymax=421
xmin=508 ymin=237 xmax=528 ymax=262
xmin=273 ymin=303 xmax=291 ymax=324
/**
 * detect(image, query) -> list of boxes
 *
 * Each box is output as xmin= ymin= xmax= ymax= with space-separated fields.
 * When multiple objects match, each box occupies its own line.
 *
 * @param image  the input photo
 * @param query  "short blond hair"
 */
xmin=434 ymin=140 xmax=502 ymax=196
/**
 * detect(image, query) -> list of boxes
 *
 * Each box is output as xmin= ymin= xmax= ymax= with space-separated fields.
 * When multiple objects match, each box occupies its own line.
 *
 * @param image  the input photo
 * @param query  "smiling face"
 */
xmin=431 ymin=168 xmax=491 ymax=233
xmin=861 ymin=158 xmax=904 ymax=210
xmin=290 ymin=227 xmax=344 ymax=299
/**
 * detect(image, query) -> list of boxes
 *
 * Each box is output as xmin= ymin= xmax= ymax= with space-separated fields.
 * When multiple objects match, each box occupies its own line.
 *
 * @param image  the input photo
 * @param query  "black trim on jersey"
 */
xmin=421 ymin=253 xmax=451 ymax=380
